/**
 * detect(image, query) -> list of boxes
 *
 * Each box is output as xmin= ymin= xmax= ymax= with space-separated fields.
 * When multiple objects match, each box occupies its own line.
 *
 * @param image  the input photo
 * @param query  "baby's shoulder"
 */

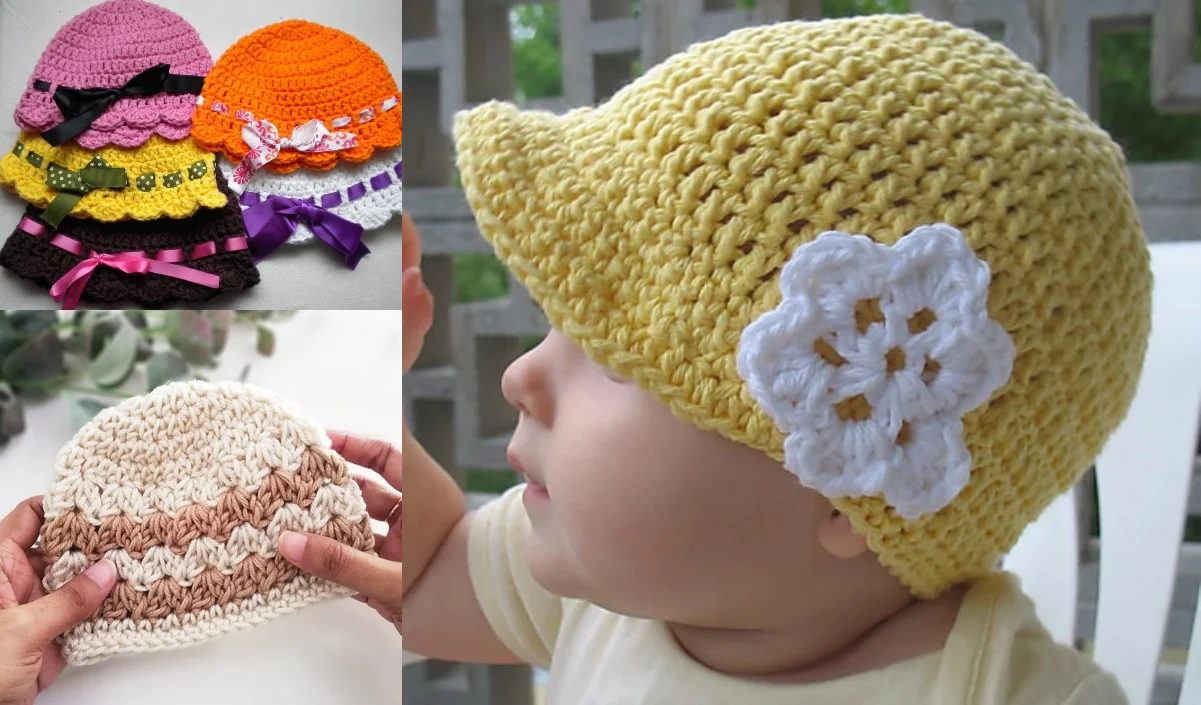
xmin=997 ymin=631 xmax=1128 ymax=705
xmin=949 ymin=575 xmax=1129 ymax=705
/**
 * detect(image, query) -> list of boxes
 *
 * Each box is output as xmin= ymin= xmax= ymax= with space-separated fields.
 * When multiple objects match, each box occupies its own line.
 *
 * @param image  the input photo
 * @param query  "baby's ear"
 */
xmin=816 ymin=509 xmax=869 ymax=559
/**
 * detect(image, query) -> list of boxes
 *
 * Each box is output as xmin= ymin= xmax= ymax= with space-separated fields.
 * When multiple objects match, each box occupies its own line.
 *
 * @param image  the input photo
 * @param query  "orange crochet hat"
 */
xmin=190 ymin=20 xmax=401 ymax=177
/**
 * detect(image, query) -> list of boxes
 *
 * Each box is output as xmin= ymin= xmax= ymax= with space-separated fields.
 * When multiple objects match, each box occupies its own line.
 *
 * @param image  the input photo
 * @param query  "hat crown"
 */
xmin=26 ymin=0 xmax=211 ymax=88
xmin=13 ymin=0 xmax=212 ymax=149
xmin=189 ymin=20 xmax=402 ymax=171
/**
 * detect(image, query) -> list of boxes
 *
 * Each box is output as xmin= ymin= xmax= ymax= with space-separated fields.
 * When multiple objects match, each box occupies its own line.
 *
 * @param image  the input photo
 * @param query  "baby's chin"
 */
xmin=523 ymin=526 xmax=587 ymax=599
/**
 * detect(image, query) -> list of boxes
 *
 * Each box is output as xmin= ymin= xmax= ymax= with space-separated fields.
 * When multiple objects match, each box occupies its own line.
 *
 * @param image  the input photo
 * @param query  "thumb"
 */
xmin=22 ymin=559 xmax=116 ymax=643
xmin=279 ymin=532 xmax=401 ymax=608
xmin=401 ymin=267 xmax=433 ymax=373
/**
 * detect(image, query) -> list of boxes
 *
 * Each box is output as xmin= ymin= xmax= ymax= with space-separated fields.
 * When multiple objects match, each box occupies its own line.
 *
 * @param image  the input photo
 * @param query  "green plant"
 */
xmin=0 ymin=310 xmax=296 ymax=443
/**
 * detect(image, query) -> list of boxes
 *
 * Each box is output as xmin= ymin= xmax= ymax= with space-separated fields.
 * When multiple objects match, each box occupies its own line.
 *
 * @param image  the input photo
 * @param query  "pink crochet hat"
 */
xmin=14 ymin=0 xmax=212 ymax=149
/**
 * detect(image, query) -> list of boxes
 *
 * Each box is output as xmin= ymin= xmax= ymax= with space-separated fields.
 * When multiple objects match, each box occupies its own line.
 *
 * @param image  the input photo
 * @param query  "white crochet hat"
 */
xmin=38 ymin=380 xmax=375 ymax=665
xmin=219 ymin=148 xmax=402 ymax=246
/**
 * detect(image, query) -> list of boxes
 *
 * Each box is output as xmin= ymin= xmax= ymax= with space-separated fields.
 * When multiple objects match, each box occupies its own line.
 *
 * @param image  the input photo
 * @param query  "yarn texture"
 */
xmin=14 ymin=0 xmax=212 ymax=150
xmin=220 ymin=149 xmax=403 ymax=244
xmin=0 ymin=170 xmax=258 ymax=305
xmin=453 ymin=15 xmax=1153 ymax=597
xmin=191 ymin=20 xmax=401 ymax=173
xmin=38 ymin=381 xmax=375 ymax=665
xmin=0 ymin=134 xmax=225 ymax=221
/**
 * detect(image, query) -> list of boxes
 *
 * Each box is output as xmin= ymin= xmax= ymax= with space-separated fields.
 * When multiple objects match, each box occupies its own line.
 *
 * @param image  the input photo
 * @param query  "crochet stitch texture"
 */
xmin=0 ymin=133 xmax=226 ymax=221
xmin=220 ymin=149 xmax=403 ymax=244
xmin=191 ymin=20 xmax=402 ymax=173
xmin=14 ymin=0 xmax=212 ymax=149
xmin=453 ymin=14 xmax=1153 ymax=597
xmin=0 ymin=171 xmax=259 ymax=305
xmin=38 ymin=381 xmax=375 ymax=665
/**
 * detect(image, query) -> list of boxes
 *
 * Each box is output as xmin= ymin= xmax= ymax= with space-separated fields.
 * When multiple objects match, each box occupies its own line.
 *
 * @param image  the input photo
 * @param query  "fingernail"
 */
xmin=279 ymin=532 xmax=307 ymax=562
xmin=84 ymin=559 xmax=116 ymax=590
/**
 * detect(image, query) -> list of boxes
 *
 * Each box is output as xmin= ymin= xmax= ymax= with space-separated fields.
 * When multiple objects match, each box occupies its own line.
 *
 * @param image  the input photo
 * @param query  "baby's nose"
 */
xmin=501 ymin=344 xmax=555 ymax=425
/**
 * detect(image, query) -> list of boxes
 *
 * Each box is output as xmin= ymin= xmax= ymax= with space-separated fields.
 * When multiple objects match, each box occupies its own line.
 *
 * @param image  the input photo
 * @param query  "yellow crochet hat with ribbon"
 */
xmin=0 ymin=133 xmax=225 ymax=226
xmin=453 ymin=14 xmax=1152 ymax=597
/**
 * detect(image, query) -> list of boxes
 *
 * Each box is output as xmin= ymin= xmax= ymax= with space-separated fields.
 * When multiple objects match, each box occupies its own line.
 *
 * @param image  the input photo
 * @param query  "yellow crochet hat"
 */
xmin=0 ymin=133 xmax=225 ymax=224
xmin=453 ymin=14 xmax=1152 ymax=597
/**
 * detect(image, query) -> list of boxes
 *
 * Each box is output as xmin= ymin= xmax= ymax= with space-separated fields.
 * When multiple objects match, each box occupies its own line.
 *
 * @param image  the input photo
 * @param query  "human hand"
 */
xmin=278 ymin=433 xmax=402 ymax=633
xmin=0 ymin=497 xmax=116 ymax=705
xmin=402 ymin=211 xmax=433 ymax=374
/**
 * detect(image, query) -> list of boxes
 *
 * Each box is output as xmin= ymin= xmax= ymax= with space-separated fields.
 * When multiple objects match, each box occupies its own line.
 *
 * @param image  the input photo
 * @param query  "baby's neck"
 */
xmin=666 ymin=584 xmax=968 ymax=683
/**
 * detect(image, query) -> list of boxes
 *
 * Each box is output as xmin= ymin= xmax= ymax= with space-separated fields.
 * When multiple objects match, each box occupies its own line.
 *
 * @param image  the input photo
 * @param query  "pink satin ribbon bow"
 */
xmin=229 ymin=118 xmax=358 ymax=193
xmin=49 ymin=251 xmax=220 ymax=310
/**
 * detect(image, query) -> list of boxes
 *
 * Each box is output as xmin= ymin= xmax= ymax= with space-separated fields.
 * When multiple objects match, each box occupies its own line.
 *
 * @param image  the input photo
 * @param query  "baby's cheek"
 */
xmin=557 ymin=469 xmax=706 ymax=594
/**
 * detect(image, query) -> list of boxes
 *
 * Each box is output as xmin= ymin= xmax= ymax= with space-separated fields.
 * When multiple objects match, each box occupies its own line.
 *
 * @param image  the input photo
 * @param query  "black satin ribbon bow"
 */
xmin=40 ymin=64 xmax=205 ymax=146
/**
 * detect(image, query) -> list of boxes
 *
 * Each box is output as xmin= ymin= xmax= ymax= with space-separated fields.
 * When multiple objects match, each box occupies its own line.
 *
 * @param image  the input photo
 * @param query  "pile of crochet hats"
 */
xmin=0 ymin=0 xmax=259 ymax=309
xmin=0 ymin=3 xmax=404 ymax=309
xmin=195 ymin=20 xmax=403 ymax=269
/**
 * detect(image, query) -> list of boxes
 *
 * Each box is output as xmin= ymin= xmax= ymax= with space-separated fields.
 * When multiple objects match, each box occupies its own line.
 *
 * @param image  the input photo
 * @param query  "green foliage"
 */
xmin=455 ymin=252 xmax=511 ymax=302
xmin=1097 ymin=6 xmax=1201 ymax=162
xmin=465 ymin=468 xmax=521 ymax=494
xmin=511 ymin=4 xmax=563 ymax=101
xmin=819 ymin=0 xmax=910 ymax=14
xmin=0 ymin=310 xmax=294 ymax=444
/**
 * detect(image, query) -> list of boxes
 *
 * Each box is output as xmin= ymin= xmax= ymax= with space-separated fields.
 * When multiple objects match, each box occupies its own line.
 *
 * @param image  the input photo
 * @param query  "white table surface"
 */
xmin=0 ymin=0 xmax=402 ymax=309
xmin=0 ymin=311 xmax=411 ymax=704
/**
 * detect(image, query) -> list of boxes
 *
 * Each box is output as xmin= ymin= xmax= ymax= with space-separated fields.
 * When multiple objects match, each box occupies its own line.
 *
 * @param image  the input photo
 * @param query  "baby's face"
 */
xmin=502 ymin=330 xmax=853 ymax=627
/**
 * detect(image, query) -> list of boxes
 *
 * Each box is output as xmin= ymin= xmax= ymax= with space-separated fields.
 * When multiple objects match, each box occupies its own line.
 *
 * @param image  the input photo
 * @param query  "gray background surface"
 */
xmin=0 ymin=0 xmax=401 ymax=309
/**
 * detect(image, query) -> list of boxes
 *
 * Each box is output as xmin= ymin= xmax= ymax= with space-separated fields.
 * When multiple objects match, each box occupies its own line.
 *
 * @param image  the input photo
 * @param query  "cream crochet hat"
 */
xmin=38 ymin=380 xmax=375 ymax=665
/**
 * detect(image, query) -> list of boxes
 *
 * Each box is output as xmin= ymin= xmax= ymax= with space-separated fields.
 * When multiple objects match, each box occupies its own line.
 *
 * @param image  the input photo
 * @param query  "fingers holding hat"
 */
xmin=21 ymin=559 xmax=117 ymax=645
xmin=354 ymin=474 xmax=403 ymax=525
xmin=329 ymin=432 xmax=402 ymax=491
xmin=0 ymin=496 xmax=46 ymax=551
xmin=277 ymin=531 xmax=402 ymax=619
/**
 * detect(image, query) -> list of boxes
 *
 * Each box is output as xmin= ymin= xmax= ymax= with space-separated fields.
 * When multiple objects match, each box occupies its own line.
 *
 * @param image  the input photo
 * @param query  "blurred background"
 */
xmin=0 ymin=309 xmax=406 ymax=705
xmin=403 ymin=1 xmax=1201 ymax=704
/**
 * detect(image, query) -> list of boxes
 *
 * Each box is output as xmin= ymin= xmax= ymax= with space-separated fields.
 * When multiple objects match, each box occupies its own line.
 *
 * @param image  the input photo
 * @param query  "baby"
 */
xmin=402 ymin=14 xmax=1150 ymax=704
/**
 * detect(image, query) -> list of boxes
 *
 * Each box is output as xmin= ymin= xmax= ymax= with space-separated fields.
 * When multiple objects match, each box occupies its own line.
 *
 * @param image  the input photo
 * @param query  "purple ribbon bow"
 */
xmin=242 ymin=196 xmax=370 ymax=269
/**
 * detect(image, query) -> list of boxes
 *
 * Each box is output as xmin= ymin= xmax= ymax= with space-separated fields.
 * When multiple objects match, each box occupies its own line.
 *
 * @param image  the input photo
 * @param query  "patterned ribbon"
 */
xmin=229 ymin=118 xmax=358 ymax=194
xmin=19 ymin=216 xmax=238 ymax=310
xmin=41 ymin=160 xmax=128 ymax=228
xmin=243 ymin=195 xmax=369 ymax=269
xmin=40 ymin=64 xmax=206 ymax=146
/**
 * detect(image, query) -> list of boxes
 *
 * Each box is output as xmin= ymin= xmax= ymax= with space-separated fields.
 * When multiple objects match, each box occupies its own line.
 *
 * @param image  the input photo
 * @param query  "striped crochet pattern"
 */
xmin=0 ymin=170 xmax=259 ymax=305
xmin=220 ymin=149 xmax=403 ymax=245
xmin=14 ymin=0 xmax=212 ymax=150
xmin=0 ymin=133 xmax=225 ymax=222
xmin=191 ymin=20 xmax=401 ymax=173
xmin=453 ymin=14 xmax=1153 ymax=598
xmin=38 ymin=381 xmax=375 ymax=665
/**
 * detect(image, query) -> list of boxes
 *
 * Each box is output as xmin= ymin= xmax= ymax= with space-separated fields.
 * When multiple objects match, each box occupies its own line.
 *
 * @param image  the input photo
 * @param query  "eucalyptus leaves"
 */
xmin=0 ymin=310 xmax=293 ymax=443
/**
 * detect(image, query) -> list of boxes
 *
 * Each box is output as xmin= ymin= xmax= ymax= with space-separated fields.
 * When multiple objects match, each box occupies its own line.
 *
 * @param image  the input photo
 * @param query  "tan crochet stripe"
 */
xmin=96 ymin=513 xmax=372 ymax=621
xmin=44 ymin=485 xmax=366 ymax=594
xmin=40 ymin=447 xmax=347 ymax=562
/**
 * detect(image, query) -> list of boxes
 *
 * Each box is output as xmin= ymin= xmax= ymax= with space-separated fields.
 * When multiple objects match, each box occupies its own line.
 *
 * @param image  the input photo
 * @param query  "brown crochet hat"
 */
xmin=0 ymin=169 xmax=258 ymax=307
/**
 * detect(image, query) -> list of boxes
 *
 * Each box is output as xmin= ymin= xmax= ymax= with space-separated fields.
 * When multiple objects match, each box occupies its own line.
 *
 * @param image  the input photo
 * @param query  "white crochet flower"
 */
xmin=736 ymin=223 xmax=1015 ymax=519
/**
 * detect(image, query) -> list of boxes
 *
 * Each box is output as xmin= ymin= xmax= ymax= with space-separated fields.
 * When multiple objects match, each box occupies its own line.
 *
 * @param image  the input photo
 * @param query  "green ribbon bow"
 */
xmin=41 ymin=158 xmax=128 ymax=228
